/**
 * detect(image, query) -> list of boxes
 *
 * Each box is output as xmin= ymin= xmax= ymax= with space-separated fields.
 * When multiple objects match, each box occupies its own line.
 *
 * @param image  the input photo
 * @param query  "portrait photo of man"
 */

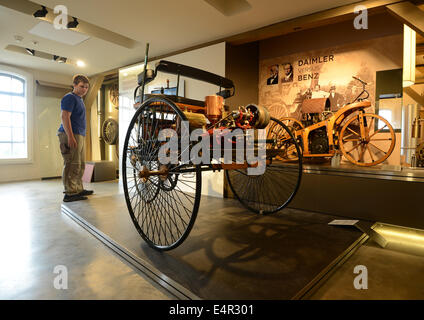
xmin=267 ymin=64 xmax=279 ymax=85
xmin=328 ymin=85 xmax=344 ymax=111
xmin=281 ymin=63 xmax=294 ymax=83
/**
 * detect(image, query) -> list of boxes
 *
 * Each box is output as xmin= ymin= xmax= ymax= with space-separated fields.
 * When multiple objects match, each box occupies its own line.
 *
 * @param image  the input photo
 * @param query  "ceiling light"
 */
xmin=67 ymin=17 xmax=79 ymax=29
xmin=76 ymin=60 xmax=85 ymax=67
xmin=29 ymin=21 xmax=90 ymax=46
xmin=33 ymin=5 xmax=48 ymax=18
xmin=26 ymin=48 xmax=35 ymax=56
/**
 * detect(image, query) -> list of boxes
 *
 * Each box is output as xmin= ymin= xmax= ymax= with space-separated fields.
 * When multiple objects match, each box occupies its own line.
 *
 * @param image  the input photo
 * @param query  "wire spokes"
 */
xmin=122 ymin=97 xmax=201 ymax=250
xmin=227 ymin=118 xmax=302 ymax=214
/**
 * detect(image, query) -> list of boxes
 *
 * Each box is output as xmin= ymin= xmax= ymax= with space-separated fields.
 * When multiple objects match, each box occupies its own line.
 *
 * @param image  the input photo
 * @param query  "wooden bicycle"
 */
xmin=277 ymin=76 xmax=396 ymax=167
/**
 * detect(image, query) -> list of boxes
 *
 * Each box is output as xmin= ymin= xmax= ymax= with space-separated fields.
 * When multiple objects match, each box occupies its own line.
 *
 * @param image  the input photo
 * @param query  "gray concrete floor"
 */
xmin=0 ymin=179 xmax=173 ymax=300
xmin=1 ymin=179 xmax=424 ymax=300
xmin=309 ymin=240 xmax=424 ymax=299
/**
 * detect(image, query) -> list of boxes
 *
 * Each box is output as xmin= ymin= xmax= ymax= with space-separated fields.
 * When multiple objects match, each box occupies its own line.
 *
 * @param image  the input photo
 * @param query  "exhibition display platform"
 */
xmin=302 ymin=163 xmax=424 ymax=182
xmin=288 ymin=164 xmax=424 ymax=230
xmin=62 ymin=193 xmax=367 ymax=300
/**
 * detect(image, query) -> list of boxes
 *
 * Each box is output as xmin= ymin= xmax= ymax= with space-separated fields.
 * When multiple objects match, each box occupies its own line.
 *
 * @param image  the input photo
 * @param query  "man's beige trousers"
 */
xmin=58 ymin=132 xmax=85 ymax=196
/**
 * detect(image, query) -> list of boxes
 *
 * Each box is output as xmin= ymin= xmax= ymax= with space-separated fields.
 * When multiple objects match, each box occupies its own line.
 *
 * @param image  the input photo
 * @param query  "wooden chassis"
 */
xmin=282 ymin=100 xmax=396 ymax=166
xmin=291 ymin=101 xmax=371 ymax=156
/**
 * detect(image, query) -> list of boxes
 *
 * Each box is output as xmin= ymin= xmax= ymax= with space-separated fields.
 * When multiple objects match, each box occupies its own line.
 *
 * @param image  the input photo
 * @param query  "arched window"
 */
xmin=0 ymin=73 xmax=27 ymax=159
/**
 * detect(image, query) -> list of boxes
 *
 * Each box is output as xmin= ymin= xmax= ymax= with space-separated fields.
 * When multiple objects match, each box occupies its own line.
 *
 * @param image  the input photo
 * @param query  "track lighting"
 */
xmin=26 ymin=48 xmax=35 ymax=56
xmin=67 ymin=17 xmax=79 ymax=29
xmin=33 ymin=5 xmax=48 ymax=18
xmin=52 ymin=55 xmax=67 ymax=63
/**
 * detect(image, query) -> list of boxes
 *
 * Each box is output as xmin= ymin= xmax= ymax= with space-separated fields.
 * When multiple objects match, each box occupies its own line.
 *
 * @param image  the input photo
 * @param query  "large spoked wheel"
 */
xmin=339 ymin=112 xmax=396 ymax=167
xmin=278 ymin=117 xmax=304 ymax=161
xmin=122 ymin=97 xmax=201 ymax=251
xmin=226 ymin=117 xmax=302 ymax=214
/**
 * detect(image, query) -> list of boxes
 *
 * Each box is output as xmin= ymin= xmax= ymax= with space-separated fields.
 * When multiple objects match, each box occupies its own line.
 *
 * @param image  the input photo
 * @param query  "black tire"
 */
xmin=226 ymin=117 xmax=302 ymax=214
xmin=122 ymin=97 xmax=201 ymax=250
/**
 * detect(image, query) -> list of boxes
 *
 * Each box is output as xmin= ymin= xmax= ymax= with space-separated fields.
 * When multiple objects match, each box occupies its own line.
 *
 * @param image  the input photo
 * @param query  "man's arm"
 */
xmin=61 ymin=110 xmax=77 ymax=149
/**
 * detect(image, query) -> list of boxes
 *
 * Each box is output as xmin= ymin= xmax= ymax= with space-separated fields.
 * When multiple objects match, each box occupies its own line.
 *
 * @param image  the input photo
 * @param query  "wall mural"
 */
xmin=259 ymin=34 xmax=403 ymax=121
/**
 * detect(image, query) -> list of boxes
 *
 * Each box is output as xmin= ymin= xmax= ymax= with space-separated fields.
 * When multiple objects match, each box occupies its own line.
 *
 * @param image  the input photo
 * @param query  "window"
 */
xmin=0 ymin=73 xmax=27 ymax=159
xmin=375 ymin=69 xmax=402 ymax=132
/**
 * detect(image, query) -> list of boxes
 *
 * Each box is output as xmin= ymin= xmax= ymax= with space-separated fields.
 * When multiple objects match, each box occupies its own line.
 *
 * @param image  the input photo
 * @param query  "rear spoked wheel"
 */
xmin=226 ymin=117 xmax=302 ymax=214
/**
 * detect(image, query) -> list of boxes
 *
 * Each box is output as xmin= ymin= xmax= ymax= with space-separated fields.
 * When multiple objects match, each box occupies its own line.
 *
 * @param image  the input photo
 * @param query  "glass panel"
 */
xmin=0 ymin=127 xmax=12 ymax=142
xmin=378 ymin=109 xmax=392 ymax=130
xmin=377 ymin=98 xmax=402 ymax=130
xmin=0 ymin=111 xmax=12 ymax=126
xmin=12 ymin=143 xmax=26 ymax=158
xmin=0 ymin=143 xmax=12 ymax=158
xmin=0 ymin=75 xmax=11 ymax=93
xmin=12 ymin=112 xmax=24 ymax=127
xmin=12 ymin=127 xmax=24 ymax=142
xmin=0 ymin=94 xmax=11 ymax=111
xmin=11 ymin=78 xmax=24 ymax=94
xmin=12 ymin=96 xmax=25 ymax=112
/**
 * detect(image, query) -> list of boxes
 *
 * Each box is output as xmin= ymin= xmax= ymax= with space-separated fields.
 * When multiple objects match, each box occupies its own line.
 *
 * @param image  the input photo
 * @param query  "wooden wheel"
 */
xmin=271 ymin=117 xmax=304 ymax=161
xmin=339 ymin=113 xmax=396 ymax=166
xmin=279 ymin=117 xmax=304 ymax=132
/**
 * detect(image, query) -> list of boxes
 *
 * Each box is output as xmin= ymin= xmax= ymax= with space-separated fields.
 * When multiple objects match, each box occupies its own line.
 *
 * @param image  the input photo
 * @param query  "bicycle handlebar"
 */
xmin=352 ymin=76 xmax=367 ymax=86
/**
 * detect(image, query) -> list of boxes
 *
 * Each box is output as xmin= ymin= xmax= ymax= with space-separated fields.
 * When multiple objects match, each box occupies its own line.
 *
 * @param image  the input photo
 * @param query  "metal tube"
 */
xmin=140 ymin=43 xmax=149 ymax=103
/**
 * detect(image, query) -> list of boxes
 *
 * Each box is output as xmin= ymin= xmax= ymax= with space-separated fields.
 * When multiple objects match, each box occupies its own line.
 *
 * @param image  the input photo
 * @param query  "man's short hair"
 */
xmin=72 ymin=74 xmax=90 ymax=86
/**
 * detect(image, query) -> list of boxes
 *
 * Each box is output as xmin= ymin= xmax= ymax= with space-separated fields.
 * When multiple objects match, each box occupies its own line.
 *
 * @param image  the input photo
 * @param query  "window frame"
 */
xmin=0 ymin=66 xmax=33 ymax=164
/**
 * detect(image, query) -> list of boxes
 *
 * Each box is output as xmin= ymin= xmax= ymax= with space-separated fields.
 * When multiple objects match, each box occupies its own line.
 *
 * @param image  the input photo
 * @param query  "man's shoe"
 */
xmin=78 ymin=189 xmax=94 ymax=196
xmin=63 ymin=194 xmax=88 ymax=202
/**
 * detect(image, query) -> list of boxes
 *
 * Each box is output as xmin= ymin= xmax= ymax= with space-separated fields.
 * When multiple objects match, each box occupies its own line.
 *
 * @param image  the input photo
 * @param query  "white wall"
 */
xmin=119 ymin=42 xmax=226 ymax=197
xmin=37 ymin=85 xmax=69 ymax=178
xmin=0 ymin=63 xmax=71 ymax=183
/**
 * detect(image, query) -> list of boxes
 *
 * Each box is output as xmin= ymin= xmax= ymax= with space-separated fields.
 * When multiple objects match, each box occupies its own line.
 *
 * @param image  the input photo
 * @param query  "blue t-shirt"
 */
xmin=58 ymin=92 xmax=86 ymax=136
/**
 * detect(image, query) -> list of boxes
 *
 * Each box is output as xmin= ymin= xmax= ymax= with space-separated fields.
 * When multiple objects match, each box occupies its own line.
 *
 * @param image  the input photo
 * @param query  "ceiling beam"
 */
xmin=36 ymin=80 xmax=72 ymax=89
xmin=0 ymin=0 xmax=139 ymax=49
xmin=386 ymin=1 xmax=424 ymax=37
xmin=226 ymin=0 xmax=408 ymax=45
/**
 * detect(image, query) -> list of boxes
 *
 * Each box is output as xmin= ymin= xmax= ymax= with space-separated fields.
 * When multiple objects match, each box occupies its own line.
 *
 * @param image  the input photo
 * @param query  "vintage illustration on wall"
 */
xmin=259 ymin=35 xmax=402 ymax=121
xmin=259 ymin=35 xmax=403 ymax=166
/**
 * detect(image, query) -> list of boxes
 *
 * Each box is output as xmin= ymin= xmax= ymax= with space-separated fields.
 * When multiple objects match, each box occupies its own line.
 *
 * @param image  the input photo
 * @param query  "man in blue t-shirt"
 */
xmin=58 ymin=74 xmax=94 ymax=202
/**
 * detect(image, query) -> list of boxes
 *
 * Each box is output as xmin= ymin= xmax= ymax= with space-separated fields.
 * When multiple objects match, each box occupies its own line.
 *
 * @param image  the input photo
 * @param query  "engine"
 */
xmin=308 ymin=127 xmax=329 ymax=154
xmin=219 ymin=104 xmax=270 ymax=130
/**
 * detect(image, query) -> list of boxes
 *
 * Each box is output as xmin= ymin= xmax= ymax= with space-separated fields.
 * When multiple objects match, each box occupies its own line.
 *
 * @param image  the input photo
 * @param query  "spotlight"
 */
xmin=53 ymin=55 xmax=59 ymax=61
xmin=26 ymin=48 xmax=35 ymax=56
xmin=76 ymin=60 xmax=85 ymax=67
xmin=58 ymin=57 xmax=67 ymax=64
xmin=67 ymin=17 xmax=79 ymax=29
xmin=33 ymin=5 xmax=48 ymax=18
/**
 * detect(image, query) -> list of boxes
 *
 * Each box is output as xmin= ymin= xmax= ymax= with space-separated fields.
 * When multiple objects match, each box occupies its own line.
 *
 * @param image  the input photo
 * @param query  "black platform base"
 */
xmin=62 ymin=194 xmax=367 ymax=300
